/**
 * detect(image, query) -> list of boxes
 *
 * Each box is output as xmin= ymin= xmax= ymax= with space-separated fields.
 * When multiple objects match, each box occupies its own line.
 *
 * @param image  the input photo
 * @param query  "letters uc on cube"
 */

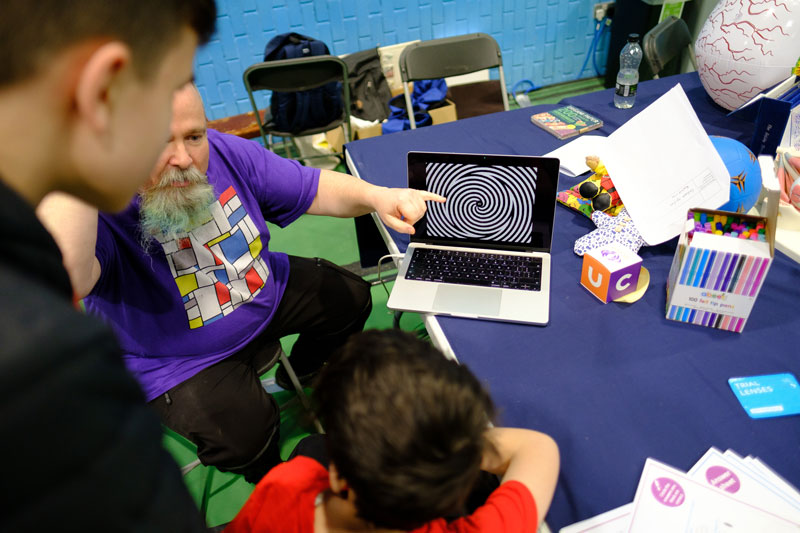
xmin=580 ymin=243 xmax=642 ymax=303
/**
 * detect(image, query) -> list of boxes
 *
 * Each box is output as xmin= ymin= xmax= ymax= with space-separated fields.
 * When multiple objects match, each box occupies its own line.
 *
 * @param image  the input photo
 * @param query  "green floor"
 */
xmin=164 ymin=76 xmax=607 ymax=527
xmin=511 ymin=76 xmax=606 ymax=107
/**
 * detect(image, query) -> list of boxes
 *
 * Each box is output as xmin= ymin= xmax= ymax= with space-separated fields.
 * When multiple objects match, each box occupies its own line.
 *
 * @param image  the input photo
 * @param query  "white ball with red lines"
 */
xmin=695 ymin=0 xmax=800 ymax=111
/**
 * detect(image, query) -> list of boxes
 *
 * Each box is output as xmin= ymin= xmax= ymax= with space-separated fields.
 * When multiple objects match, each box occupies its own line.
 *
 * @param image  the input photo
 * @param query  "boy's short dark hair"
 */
xmin=0 ymin=0 xmax=217 ymax=86
xmin=314 ymin=329 xmax=495 ymax=530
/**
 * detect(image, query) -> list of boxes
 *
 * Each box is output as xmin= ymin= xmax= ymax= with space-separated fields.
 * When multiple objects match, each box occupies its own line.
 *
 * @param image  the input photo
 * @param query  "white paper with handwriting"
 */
xmin=601 ymin=84 xmax=730 ymax=245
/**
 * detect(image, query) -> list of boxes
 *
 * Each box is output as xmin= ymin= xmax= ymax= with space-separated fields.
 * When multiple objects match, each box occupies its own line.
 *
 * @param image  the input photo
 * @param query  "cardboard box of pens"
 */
xmin=665 ymin=190 xmax=778 ymax=333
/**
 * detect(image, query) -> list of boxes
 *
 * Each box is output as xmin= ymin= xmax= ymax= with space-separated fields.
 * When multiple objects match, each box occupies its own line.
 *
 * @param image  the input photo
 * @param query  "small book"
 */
xmin=530 ymin=105 xmax=603 ymax=140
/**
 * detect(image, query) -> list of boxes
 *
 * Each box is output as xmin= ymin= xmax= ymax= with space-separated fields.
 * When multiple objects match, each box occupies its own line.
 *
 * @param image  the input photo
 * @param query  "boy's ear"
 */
xmin=73 ymin=41 xmax=132 ymax=134
xmin=328 ymin=462 xmax=349 ymax=493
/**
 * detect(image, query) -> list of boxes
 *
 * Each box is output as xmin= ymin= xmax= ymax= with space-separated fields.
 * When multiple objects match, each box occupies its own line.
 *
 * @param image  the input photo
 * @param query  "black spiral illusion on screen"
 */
xmin=425 ymin=163 xmax=537 ymax=244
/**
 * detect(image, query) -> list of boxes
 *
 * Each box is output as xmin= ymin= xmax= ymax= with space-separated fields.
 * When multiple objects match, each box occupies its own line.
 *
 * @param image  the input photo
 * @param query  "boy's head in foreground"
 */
xmin=0 ymin=0 xmax=216 ymax=210
xmin=314 ymin=329 xmax=495 ymax=530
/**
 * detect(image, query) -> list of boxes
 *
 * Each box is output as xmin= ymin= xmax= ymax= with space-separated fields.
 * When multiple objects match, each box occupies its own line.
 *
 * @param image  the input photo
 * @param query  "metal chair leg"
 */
xmin=288 ymin=136 xmax=301 ymax=160
xmin=180 ymin=457 xmax=203 ymax=476
xmin=279 ymin=352 xmax=324 ymax=434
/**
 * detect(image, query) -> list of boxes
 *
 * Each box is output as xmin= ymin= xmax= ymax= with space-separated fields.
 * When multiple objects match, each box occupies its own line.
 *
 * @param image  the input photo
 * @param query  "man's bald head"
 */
xmin=173 ymin=83 xmax=208 ymax=131
xmin=146 ymin=82 xmax=211 ymax=188
xmin=138 ymin=82 xmax=215 ymax=245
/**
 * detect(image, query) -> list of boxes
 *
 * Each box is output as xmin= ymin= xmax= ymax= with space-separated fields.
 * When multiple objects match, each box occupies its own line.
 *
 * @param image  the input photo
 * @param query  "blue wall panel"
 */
xmin=195 ymin=0 xmax=610 ymax=120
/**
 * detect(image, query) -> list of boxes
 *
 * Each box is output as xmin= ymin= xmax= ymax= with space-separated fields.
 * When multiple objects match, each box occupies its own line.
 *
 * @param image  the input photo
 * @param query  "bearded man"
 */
xmin=39 ymin=82 xmax=444 ymax=484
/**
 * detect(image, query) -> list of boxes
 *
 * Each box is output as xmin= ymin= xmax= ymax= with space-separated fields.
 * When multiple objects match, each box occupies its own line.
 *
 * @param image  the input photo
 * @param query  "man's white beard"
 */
xmin=139 ymin=166 xmax=216 ymax=246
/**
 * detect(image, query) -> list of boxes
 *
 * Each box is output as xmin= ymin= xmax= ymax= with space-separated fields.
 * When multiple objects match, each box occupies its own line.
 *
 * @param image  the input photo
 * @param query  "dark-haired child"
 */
xmin=226 ymin=329 xmax=559 ymax=532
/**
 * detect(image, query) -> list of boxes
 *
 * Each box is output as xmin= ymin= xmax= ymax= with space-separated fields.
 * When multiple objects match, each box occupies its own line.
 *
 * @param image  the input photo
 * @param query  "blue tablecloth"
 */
xmin=345 ymin=73 xmax=800 ymax=530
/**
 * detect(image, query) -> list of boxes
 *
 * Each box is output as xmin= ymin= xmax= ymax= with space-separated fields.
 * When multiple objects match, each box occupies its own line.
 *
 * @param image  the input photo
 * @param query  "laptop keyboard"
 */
xmin=405 ymin=248 xmax=542 ymax=291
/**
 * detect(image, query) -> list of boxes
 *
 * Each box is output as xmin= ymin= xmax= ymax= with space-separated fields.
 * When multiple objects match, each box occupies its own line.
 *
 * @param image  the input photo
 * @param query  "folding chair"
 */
xmin=643 ymin=15 xmax=698 ymax=79
xmin=243 ymin=55 xmax=351 ymax=163
xmin=398 ymin=33 xmax=509 ymax=129
xmin=250 ymin=339 xmax=323 ymax=434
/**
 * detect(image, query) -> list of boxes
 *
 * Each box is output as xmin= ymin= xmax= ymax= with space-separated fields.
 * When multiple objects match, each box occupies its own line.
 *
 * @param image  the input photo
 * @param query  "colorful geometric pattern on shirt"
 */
xmin=158 ymin=186 xmax=269 ymax=329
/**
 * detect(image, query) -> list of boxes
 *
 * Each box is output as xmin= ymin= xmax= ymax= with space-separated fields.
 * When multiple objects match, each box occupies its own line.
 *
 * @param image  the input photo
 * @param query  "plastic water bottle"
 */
xmin=614 ymin=34 xmax=643 ymax=109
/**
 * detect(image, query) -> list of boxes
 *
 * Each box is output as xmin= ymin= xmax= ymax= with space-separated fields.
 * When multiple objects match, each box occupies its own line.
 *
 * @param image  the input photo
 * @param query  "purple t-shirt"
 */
xmin=87 ymin=129 xmax=320 ymax=401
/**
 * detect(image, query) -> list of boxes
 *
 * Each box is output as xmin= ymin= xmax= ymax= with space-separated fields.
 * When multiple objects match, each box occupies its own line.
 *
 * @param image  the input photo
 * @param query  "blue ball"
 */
xmin=710 ymin=136 xmax=761 ymax=213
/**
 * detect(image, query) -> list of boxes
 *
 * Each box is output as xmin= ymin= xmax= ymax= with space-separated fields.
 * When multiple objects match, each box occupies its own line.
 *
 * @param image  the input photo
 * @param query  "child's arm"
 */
xmin=480 ymin=427 xmax=560 ymax=524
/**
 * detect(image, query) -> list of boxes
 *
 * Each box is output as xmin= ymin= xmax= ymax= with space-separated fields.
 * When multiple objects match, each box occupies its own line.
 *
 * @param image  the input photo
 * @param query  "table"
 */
xmin=207 ymin=109 xmax=267 ymax=139
xmin=344 ymin=73 xmax=800 ymax=530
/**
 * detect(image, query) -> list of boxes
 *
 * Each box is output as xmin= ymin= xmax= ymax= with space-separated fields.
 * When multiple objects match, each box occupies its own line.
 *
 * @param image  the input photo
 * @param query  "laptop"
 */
xmin=387 ymin=151 xmax=559 ymax=325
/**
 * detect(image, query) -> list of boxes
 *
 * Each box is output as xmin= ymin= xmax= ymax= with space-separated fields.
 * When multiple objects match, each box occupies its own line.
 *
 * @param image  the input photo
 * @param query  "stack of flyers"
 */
xmin=560 ymin=447 xmax=800 ymax=532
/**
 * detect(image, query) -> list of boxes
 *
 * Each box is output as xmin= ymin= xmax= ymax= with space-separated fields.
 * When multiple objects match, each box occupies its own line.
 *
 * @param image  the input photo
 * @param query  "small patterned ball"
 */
xmin=710 ymin=136 xmax=762 ymax=214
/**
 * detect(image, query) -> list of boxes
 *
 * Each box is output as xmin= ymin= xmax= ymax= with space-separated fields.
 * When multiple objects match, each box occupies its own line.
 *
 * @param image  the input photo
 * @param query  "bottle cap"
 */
xmin=627 ymin=33 xmax=640 ymax=42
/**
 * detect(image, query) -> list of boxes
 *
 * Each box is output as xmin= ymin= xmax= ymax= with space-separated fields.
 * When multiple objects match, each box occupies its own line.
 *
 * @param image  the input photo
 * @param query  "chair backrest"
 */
xmin=643 ymin=16 xmax=698 ymax=79
xmin=242 ymin=55 xmax=351 ymax=147
xmin=398 ymin=33 xmax=509 ymax=128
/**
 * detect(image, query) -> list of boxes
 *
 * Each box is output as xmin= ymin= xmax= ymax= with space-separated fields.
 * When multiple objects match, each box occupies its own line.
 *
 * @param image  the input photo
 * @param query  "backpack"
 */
xmin=262 ymin=32 xmax=343 ymax=134
xmin=342 ymin=48 xmax=392 ymax=122
xmin=382 ymin=79 xmax=448 ymax=134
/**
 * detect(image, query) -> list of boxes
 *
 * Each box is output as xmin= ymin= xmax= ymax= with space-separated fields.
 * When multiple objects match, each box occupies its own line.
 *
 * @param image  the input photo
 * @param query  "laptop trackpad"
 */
xmin=433 ymin=285 xmax=502 ymax=316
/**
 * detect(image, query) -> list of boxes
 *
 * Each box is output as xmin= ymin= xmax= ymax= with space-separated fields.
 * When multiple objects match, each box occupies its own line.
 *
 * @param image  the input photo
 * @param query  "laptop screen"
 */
xmin=408 ymin=152 xmax=559 ymax=252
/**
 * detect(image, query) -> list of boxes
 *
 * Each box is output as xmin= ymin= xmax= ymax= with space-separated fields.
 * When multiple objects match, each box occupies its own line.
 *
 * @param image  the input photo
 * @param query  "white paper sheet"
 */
xmin=545 ymin=134 xmax=609 ymax=178
xmin=783 ymin=105 xmax=800 ymax=150
xmin=687 ymin=448 xmax=800 ymax=521
xmin=746 ymin=456 xmax=800 ymax=506
xmin=736 ymin=74 xmax=797 ymax=113
xmin=722 ymin=449 xmax=800 ymax=506
xmin=628 ymin=458 xmax=800 ymax=532
xmin=721 ymin=450 xmax=800 ymax=507
xmin=558 ymin=503 xmax=632 ymax=533
xmin=600 ymin=84 xmax=730 ymax=245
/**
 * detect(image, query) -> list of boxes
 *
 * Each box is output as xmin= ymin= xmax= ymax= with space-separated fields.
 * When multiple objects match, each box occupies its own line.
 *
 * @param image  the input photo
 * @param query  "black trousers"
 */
xmin=151 ymin=256 xmax=372 ymax=483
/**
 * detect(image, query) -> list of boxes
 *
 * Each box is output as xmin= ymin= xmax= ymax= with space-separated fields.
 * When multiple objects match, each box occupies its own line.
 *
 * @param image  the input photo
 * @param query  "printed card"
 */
xmin=728 ymin=373 xmax=800 ymax=419
xmin=687 ymin=447 xmax=800 ymax=521
xmin=562 ymin=448 xmax=800 ymax=532
xmin=628 ymin=458 xmax=800 ymax=532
